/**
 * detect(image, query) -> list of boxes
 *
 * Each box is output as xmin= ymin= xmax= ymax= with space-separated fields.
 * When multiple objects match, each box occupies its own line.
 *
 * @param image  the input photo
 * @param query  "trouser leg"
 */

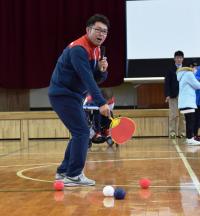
xmin=49 ymin=96 xmax=89 ymax=177
xmin=184 ymin=112 xmax=195 ymax=139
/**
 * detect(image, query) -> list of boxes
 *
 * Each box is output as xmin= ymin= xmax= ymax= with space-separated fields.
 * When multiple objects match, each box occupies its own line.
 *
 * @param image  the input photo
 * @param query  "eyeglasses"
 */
xmin=90 ymin=27 xmax=108 ymax=35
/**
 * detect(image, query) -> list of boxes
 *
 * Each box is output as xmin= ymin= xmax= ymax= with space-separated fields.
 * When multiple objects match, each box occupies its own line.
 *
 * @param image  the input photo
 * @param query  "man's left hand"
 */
xmin=98 ymin=57 xmax=108 ymax=72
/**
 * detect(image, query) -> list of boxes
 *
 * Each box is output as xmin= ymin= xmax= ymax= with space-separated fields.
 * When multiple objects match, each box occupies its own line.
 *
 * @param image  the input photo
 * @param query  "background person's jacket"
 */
xmin=177 ymin=67 xmax=200 ymax=109
xmin=164 ymin=64 xmax=179 ymax=98
xmin=195 ymin=66 xmax=200 ymax=106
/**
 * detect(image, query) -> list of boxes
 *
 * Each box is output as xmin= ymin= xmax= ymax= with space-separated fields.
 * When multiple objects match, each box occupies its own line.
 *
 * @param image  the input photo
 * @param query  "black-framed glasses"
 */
xmin=90 ymin=27 xmax=108 ymax=35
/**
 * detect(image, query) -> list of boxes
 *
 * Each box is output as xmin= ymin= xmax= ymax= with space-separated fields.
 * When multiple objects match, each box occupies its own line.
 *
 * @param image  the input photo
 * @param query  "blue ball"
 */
xmin=114 ymin=188 xmax=126 ymax=200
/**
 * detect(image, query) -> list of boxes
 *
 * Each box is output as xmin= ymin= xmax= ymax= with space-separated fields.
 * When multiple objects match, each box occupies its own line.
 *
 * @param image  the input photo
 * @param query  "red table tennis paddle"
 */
xmin=110 ymin=117 xmax=136 ymax=144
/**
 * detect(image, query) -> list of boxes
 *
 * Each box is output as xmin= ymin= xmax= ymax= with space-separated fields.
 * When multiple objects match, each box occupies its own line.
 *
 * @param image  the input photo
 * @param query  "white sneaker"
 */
xmin=169 ymin=132 xmax=176 ymax=139
xmin=179 ymin=133 xmax=185 ymax=138
xmin=186 ymin=137 xmax=200 ymax=146
xmin=55 ymin=173 xmax=66 ymax=180
xmin=64 ymin=173 xmax=95 ymax=187
xmin=186 ymin=146 xmax=200 ymax=153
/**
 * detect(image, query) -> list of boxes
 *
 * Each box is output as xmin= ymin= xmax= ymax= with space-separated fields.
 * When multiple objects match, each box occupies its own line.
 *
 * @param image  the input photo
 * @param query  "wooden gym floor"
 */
xmin=0 ymin=138 xmax=200 ymax=216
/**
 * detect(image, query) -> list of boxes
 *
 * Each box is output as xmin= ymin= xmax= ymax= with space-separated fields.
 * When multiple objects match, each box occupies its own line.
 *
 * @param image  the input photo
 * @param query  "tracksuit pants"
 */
xmin=184 ymin=112 xmax=195 ymax=139
xmin=49 ymin=95 xmax=89 ymax=177
xmin=194 ymin=106 xmax=200 ymax=136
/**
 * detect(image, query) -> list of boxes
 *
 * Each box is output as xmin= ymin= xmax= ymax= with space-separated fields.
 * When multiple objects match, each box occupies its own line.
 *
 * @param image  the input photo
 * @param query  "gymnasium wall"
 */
xmin=29 ymin=84 xmax=138 ymax=109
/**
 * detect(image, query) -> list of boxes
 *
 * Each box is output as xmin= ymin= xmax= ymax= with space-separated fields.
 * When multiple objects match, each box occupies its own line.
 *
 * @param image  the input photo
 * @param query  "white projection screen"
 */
xmin=126 ymin=0 xmax=200 ymax=79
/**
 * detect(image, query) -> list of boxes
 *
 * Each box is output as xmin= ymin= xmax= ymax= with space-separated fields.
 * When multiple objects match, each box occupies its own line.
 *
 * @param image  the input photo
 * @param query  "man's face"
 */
xmin=174 ymin=56 xmax=184 ymax=65
xmin=86 ymin=21 xmax=108 ymax=46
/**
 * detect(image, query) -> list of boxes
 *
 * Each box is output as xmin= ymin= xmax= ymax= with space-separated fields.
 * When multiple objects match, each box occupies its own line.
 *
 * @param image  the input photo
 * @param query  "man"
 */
xmin=164 ymin=50 xmax=185 ymax=138
xmin=48 ymin=14 xmax=110 ymax=186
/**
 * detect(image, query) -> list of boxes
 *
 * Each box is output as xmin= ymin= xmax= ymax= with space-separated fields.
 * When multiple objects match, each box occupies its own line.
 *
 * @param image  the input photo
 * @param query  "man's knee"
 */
xmin=72 ymin=127 xmax=90 ymax=139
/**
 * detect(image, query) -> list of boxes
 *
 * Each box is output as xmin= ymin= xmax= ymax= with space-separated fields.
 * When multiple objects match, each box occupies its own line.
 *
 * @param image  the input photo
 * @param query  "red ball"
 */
xmin=139 ymin=178 xmax=151 ymax=189
xmin=54 ymin=191 xmax=64 ymax=201
xmin=138 ymin=189 xmax=151 ymax=199
xmin=54 ymin=181 xmax=64 ymax=191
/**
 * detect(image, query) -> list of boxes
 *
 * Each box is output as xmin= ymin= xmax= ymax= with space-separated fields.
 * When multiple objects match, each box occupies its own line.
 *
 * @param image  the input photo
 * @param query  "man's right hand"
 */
xmin=165 ymin=96 xmax=170 ymax=103
xmin=99 ymin=104 xmax=110 ymax=117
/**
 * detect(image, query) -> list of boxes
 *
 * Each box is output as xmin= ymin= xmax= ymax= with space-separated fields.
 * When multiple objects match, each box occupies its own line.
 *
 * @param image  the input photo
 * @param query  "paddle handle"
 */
xmin=109 ymin=116 xmax=114 ymax=121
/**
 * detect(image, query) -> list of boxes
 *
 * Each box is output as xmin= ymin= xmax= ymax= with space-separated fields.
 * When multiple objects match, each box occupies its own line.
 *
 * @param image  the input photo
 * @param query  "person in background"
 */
xmin=84 ymin=88 xmax=115 ymax=141
xmin=48 ymin=14 xmax=110 ymax=186
xmin=164 ymin=50 xmax=185 ymax=138
xmin=192 ymin=62 xmax=200 ymax=140
xmin=176 ymin=64 xmax=200 ymax=145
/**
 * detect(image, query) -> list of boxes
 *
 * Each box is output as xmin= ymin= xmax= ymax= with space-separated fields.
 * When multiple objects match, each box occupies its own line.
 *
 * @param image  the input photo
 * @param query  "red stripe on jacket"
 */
xmin=68 ymin=35 xmax=100 ymax=61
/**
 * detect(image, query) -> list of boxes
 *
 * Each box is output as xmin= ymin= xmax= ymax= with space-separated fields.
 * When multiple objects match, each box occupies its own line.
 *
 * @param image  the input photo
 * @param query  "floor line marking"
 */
xmin=0 ymin=163 xmax=58 ymax=168
xmin=174 ymin=142 xmax=200 ymax=195
xmin=16 ymin=165 xmax=197 ymax=189
xmin=0 ymin=157 xmax=183 ymax=168
xmin=17 ymin=165 xmax=53 ymax=183
xmin=87 ymin=157 xmax=181 ymax=163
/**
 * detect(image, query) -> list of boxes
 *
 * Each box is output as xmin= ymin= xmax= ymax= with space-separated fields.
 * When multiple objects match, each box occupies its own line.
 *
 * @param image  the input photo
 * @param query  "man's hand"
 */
xmin=165 ymin=96 xmax=170 ymax=103
xmin=98 ymin=57 xmax=108 ymax=72
xmin=99 ymin=104 xmax=110 ymax=117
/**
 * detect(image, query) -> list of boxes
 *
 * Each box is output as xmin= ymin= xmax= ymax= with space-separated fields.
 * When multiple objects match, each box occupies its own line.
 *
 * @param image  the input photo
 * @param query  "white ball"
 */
xmin=103 ymin=197 xmax=115 ymax=208
xmin=103 ymin=185 xmax=114 ymax=197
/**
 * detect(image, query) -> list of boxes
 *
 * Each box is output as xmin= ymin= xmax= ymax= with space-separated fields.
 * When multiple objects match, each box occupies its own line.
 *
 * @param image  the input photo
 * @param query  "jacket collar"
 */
xmin=177 ymin=67 xmax=193 ymax=72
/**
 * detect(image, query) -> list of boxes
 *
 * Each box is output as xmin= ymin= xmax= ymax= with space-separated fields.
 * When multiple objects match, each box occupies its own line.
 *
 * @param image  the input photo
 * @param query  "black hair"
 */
xmin=174 ymin=50 xmax=184 ymax=58
xmin=86 ymin=14 xmax=110 ymax=29
xmin=187 ymin=60 xmax=198 ymax=67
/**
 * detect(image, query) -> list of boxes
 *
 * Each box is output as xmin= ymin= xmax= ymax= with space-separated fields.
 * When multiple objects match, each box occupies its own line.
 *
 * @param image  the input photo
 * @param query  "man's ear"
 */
xmin=86 ymin=27 xmax=90 ymax=34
